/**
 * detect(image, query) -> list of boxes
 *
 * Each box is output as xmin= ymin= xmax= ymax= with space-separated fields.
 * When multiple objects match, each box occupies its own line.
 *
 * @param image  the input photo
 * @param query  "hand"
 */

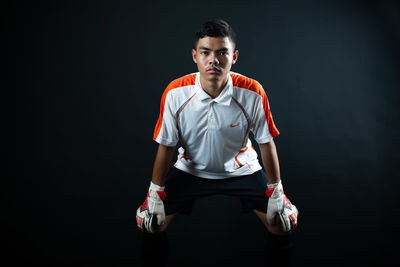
xmin=136 ymin=183 xmax=167 ymax=233
xmin=266 ymin=181 xmax=298 ymax=232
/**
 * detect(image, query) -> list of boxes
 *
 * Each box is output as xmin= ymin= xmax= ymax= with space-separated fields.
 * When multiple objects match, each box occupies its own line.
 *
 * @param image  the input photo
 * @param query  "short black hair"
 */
xmin=194 ymin=19 xmax=237 ymax=49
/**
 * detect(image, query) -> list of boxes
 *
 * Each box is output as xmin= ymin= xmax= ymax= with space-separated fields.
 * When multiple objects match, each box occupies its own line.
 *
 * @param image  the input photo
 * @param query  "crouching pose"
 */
xmin=136 ymin=19 xmax=298 ymax=267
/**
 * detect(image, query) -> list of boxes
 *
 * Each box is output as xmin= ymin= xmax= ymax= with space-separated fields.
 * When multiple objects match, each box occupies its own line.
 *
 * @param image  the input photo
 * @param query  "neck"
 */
xmin=199 ymin=75 xmax=229 ymax=99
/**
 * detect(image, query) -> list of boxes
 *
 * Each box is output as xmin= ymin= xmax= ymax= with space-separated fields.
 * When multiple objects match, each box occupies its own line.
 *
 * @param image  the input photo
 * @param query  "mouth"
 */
xmin=206 ymin=67 xmax=221 ymax=73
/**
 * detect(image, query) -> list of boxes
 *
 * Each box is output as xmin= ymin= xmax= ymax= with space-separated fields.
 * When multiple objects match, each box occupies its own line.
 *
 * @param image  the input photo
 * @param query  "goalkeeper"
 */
xmin=136 ymin=19 xmax=299 ymax=267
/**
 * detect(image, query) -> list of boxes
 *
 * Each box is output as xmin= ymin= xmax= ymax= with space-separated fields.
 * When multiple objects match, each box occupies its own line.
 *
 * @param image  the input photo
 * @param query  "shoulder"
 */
xmin=165 ymin=73 xmax=197 ymax=92
xmin=160 ymin=73 xmax=197 ymax=107
xmin=230 ymin=72 xmax=265 ymax=97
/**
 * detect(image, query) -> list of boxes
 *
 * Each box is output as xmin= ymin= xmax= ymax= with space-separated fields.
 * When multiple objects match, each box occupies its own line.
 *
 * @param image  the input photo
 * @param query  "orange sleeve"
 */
xmin=254 ymin=82 xmax=280 ymax=138
xmin=153 ymin=83 xmax=174 ymax=141
xmin=231 ymin=73 xmax=280 ymax=138
xmin=153 ymin=74 xmax=197 ymax=141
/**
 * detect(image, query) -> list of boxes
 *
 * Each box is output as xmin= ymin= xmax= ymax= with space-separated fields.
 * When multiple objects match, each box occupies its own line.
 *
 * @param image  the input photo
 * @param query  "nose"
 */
xmin=208 ymin=53 xmax=219 ymax=65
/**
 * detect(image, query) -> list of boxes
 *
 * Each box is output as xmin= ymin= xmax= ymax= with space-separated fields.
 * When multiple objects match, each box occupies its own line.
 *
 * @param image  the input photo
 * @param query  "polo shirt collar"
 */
xmin=195 ymin=72 xmax=233 ymax=106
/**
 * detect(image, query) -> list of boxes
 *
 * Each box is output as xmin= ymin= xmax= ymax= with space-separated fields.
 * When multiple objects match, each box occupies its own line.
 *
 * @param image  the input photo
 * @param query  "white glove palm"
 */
xmin=136 ymin=183 xmax=166 ymax=233
xmin=266 ymin=181 xmax=298 ymax=232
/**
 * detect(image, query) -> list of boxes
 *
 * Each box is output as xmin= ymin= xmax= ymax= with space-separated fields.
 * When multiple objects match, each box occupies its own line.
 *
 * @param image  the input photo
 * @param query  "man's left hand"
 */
xmin=266 ymin=181 xmax=298 ymax=232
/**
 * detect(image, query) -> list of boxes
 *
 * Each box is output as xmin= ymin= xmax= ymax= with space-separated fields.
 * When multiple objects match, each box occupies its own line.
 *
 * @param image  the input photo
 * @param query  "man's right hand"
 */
xmin=136 ymin=182 xmax=167 ymax=233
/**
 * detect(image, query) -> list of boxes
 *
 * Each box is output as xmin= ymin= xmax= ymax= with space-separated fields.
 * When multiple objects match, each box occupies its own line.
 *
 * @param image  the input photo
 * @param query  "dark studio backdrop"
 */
xmin=4 ymin=0 xmax=400 ymax=266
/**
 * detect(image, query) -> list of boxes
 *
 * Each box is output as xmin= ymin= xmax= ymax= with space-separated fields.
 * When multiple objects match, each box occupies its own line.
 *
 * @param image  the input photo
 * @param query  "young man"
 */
xmin=136 ymin=19 xmax=299 ymax=267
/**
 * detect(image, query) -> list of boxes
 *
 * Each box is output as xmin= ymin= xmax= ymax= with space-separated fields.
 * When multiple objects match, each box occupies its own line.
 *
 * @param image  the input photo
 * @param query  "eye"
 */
xmin=201 ymin=51 xmax=209 ymax=55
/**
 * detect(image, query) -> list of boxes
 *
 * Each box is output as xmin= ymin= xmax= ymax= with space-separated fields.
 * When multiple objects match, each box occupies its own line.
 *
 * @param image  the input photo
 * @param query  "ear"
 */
xmin=192 ymin=49 xmax=197 ymax=64
xmin=232 ymin=50 xmax=239 ymax=64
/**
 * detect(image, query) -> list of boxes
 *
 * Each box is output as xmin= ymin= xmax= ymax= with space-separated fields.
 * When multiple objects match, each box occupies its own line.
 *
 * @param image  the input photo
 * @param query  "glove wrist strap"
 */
xmin=150 ymin=181 xmax=165 ymax=191
xmin=266 ymin=180 xmax=282 ymax=198
xmin=267 ymin=181 xmax=281 ymax=189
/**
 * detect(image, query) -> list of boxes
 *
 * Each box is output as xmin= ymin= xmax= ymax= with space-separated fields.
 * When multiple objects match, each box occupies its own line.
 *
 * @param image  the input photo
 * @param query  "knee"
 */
xmin=253 ymin=209 xmax=288 ymax=236
xmin=265 ymin=217 xmax=289 ymax=236
xmin=152 ymin=213 xmax=176 ymax=233
xmin=155 ymin=222 xmax=169 ymax=233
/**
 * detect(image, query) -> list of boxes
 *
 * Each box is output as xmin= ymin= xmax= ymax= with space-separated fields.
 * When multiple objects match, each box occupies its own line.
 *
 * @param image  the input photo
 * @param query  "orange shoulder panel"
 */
xmin=153 ymin=74 xmax=197 ymax=141
xmin=230 ymin=73 xmax=280 ymax=138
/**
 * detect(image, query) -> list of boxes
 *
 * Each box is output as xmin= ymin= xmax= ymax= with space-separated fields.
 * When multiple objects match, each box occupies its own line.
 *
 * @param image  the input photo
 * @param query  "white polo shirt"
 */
xmin=153 ymin=72 xmax=280 ymax=179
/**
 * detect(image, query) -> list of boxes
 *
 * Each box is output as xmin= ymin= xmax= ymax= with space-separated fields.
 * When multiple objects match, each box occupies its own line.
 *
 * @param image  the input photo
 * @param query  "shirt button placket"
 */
xmin=208 ymin=102 xmax=216 ymax=130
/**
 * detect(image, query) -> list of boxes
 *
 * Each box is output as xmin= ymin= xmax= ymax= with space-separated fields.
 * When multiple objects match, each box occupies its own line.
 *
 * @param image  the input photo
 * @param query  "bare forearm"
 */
xmin=259 ymin=140 xmax=281 ymax=185
xmin=151 ymin=144 xmax=175 ymax=186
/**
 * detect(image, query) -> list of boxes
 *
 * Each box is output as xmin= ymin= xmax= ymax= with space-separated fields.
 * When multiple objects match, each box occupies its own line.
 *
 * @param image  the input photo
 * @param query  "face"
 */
xmin=192 ymin=36 xmax=239 ymax=82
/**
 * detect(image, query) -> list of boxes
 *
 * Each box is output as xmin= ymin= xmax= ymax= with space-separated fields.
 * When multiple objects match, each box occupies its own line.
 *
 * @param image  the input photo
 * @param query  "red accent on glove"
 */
xmin=136 ymin=215 xmax=143 ymax=231
xmin=140 ymin=197 xmax=148 ymax=212
xmin=156 ymin=191 xmax=167 ymax=200
xmin=265 ymin=188 xmax=275 ymax=198
xmin=265 ymin=187 xmax=285 ymax=198
xmin=290 ymin=213 xmax=298 ymax=229
xmin=283 ymin=195 xmax=292 ymax=209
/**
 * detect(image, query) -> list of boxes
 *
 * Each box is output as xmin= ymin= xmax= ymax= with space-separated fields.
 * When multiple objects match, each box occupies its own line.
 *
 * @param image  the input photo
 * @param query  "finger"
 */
xmin=147 ymin=215 xmax=155 ymax=234
xmin=289 ymin=213 xmax=298 ymax=230
xmin=156 ymin=212 xmax=165 ymax=225
xmin=266 ymin=213 xmax=277 ymax=225
xmin=290 ymin=218 xmax=297 ymax=230
xmin=292 ymin=204 xmax=299 ymax=216
xmin=279 ymin=212 xmax=291 ymax=232
xmin=290 ymin=205 xmax=299 ymax=230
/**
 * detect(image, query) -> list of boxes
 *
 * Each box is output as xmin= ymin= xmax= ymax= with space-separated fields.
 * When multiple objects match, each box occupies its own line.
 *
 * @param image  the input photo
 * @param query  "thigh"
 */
xmin=163 ymin=168 xmax=219 ymax=216
xmin=222 ymin=170 xmax=269 ymax=213
xmin=153 ymin=213 xmax=177 ymax=233
xmin=253 ymin=209 xmax=288 ymax=236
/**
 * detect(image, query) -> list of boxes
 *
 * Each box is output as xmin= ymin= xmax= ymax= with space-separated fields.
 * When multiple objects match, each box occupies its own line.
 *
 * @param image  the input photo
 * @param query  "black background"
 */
xmin=5 ymin=0 xmax=400 ymax=266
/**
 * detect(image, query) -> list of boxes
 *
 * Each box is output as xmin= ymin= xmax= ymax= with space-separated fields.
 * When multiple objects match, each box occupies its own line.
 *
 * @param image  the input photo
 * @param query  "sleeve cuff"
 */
xmin=254 ymin=135 xmax=274 ymax=144
xmin=154 ymin=137 xmax=178 ymax=147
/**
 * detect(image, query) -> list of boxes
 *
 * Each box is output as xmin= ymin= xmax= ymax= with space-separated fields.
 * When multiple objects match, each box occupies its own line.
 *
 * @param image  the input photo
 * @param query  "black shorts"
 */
xmin=164 ymin=167 xmax=268 ymax=216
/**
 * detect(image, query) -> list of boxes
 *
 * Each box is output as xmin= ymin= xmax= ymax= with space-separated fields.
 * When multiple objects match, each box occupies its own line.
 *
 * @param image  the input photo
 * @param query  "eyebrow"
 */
xmin=198 ymin=46 xmax=229 ymax=52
